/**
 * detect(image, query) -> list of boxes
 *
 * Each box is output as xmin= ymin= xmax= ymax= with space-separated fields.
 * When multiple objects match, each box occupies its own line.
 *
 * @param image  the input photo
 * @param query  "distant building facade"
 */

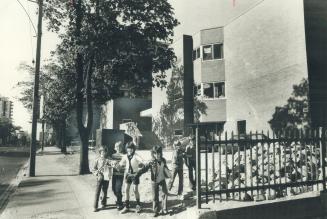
xmin=0 ymin=96 xmax=13 ymax=121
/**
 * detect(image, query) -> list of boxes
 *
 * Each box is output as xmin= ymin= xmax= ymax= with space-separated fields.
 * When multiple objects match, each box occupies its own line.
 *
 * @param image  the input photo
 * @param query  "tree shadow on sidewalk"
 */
xmin=37 ymin=151 xmax=65 ymax=156
xmin=18 ymin=178 xmax=62 ymax=187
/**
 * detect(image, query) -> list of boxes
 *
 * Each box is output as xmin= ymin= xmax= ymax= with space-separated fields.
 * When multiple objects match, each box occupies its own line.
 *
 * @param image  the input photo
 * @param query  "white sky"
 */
xmin=0 ymin=0 xmax=233 ymax=132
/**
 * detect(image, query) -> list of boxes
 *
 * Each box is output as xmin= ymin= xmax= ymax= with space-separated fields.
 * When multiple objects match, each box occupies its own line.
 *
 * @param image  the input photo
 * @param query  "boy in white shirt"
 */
xmin=118 ymin=142 xmax=144 ymax=214
xmin=92 ymin=147 xmax=112 ymax=212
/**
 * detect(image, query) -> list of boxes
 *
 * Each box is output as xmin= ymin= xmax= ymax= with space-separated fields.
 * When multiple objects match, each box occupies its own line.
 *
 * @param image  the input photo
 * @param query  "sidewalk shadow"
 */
xmin=37 ymin=174 xmax=79 ymax=177
xmin=37 ymin=151 xmax=64 ymax=156
xmin=10 ymin=178 xmax=70 ymax=207
xmin=19 ymin=178 xmax=62 ymax=187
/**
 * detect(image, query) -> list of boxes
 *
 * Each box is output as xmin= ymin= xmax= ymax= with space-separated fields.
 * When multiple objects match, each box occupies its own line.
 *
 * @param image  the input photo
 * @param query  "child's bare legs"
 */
xmin=133 ymin=184 xmax=142 ymax=212
xmin=125 ymin=183 xmax=131 ymax=201
xmin=121 ymin=183 xmax=131 ymax=213
xmin=133 ymin=184 xmax=140 ymax=201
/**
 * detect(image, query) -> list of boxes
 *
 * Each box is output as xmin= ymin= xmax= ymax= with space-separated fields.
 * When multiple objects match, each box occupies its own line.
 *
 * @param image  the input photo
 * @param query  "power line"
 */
xmin=26 ymin=0 xmax=35 ymax=64
xmin=16 ymin=0 xmax=37 ymax=35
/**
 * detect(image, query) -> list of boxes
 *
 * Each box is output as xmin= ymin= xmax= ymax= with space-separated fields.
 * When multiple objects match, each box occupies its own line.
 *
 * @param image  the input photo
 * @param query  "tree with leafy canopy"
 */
xmin=43 ymin=0 xmax=179 ymax=174
xmin=269 ymin=78 xmax=310 ymax=133
xmin=17 ymin=62 xmax=76 ymax=153
xmin=153 ymin=65 xmax=207 ymax=147
xmin=0 ymin=117 xmax=20 ymax=145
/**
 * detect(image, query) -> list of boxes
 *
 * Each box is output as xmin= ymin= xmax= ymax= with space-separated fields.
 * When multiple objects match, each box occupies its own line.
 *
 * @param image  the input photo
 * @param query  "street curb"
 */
xmin=0 ymin=158 xmax=29 ymax=215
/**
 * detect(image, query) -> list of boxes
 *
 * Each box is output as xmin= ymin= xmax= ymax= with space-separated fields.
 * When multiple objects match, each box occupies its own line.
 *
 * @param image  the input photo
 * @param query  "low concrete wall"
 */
xmin=199 ymin=195 xmax=324 ymax=219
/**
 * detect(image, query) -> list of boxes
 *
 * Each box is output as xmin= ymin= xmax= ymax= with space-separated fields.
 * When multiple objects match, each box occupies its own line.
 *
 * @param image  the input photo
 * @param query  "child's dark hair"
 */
xmin=125 ymin=142 xmax=136 ymax=151
xmin=151 ymin=145 xmax=163 ymax=158
xmin=174 ymin=141 xmax=182 ymax=147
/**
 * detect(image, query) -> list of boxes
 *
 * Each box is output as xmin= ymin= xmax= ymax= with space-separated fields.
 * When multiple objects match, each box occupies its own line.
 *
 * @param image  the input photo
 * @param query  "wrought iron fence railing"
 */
xmin=189 ymin=126 xmax=327 ymax=209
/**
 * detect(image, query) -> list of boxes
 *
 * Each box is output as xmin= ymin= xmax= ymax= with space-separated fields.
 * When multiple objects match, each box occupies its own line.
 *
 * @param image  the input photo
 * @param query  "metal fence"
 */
xmin=191 ymin=125 xmax=327 ymax=209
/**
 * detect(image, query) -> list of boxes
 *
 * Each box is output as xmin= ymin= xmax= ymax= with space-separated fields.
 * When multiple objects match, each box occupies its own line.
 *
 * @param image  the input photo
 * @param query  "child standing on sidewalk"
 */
xmin=168 ymin=141 xmax=184 ymax=198
xmin=92 ymin=147 xmax=112 ymax=212
xmin=118 ymin=142 xmax=144 ymax=214
xmin=111 ymin=141 xmax=125 ymax=210
xmin=137 ymin=145 xmax=171 ymax=217
xmin=185 ymin=137 xmax=196 ymax=191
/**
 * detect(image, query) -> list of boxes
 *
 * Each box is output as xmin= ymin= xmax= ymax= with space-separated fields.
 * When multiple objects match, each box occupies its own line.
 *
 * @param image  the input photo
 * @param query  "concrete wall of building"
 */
xmin=202 ymin=59 xmax=225 ymax=83
xmin=111 ymin=98 xmax=152 ymax=131
xmin=200 ymin=99 xmax=227 ymax=122
xmin=194 ymin=29 xmax=225 ymax=85
xmin=223 ymin=0 xmax=308 ymax=132
xmin=201 ymin=27 xmax=224 ymax=45
xmin=66 ymin=104 xmax=101 ymax=143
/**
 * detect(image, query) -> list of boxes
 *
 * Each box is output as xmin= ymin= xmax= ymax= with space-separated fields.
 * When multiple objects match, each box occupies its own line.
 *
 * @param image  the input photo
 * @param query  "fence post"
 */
xmin=196 ymin=126 xmax=201 ymax=209
xmin=321 ymin=127 xmax=326 ymax=191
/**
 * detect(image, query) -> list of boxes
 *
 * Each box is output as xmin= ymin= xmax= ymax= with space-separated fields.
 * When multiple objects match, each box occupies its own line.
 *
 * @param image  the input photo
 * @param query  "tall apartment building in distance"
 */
xmin=0 ymin=96 xmax=13 ymax=121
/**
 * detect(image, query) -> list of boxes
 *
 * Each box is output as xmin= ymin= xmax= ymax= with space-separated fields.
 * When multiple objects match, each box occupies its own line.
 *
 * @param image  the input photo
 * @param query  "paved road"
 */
xmin=0 ymin=147 xmax=29 ymax=213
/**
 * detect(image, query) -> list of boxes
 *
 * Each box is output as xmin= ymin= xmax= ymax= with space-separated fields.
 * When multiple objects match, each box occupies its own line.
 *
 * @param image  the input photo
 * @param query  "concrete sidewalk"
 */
xmin=0 ymin=147 xmax=199 ymax=219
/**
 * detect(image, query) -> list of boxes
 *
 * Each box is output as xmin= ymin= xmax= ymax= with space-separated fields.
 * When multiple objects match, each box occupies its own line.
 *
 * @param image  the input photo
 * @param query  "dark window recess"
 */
xmin=203 ymin=83 xmax=214 ymax=98
xmin=194 ymin=84 xmax=201 ymax=96
xmin=203 ymin=45 xmax=213 ymax=61
xmin=192 ymin=50 xmax=196 ymax=61
xmin=237 ymin=120 xmax=246 ymax=135
xmin=196 ymin=47 xmax=200 ymax=59
xmin=213 ymin=44 xmax=223 ymax=59
xmin=193 ymin=47 xmax=201 ymax=61
xmin=203 ymin=44 xmax=223 ymax=60
xmin=3 ymin=102 xmax=6 ymax=116
xmin=214 ymin=82 xmax=225 ymax=98
xmin=174 ymin=129 xmax=183 ymax=136
xmin=202 ymin=82 xmax=225 ymax=99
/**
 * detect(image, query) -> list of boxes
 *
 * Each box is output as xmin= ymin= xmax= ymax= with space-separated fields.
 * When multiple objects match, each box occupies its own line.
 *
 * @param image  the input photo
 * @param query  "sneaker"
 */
xmin=160 ymin=209 xmax=168 ymax=215
xmin=153 ymin=212 xmax=159 ymax=217
xmin=135 ymin=204 xmax=142 ymax=213
xmin=117 ymin=204 xmax=123 ymax=210
xmin=93 ymin=208 xmax=98 ymax=212
xmin=120 ymin=207 xmax=129 ymax=214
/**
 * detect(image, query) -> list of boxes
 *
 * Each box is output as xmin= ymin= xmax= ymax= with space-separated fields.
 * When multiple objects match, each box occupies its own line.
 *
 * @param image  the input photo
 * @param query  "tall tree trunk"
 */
xmin=74 ymin=0 xmax=90 ymax=174
xmin=55 ymin=123 xmax=61 ymax=148
xmin=60 ymin=120 xmax=67 ymax=153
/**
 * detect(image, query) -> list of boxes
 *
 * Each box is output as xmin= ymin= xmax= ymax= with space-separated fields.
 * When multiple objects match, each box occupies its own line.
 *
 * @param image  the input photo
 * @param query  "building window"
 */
xmin=203 ymin=45 xmax=213 ymax=61
xmin=194 ymin=84 xmax=202 ymax=97
xmin=214 ymin=82 xmax=225 ymax=98
xmin=202 ymin=44 xmax=223 ymax=61
xmin=193 ymin=47 xmax=201 ymax=61
xmin=174 ymin=129 xmax=183 ymax=136
xmin=213 ymin=44 xmax=223 ymax=59
xmin=3 ymin=101 xmax=6 ymax=116
xmin=196 ymin=82 xmax=225 ymax=99
xmin=196 ymin=48 xmax=200 ymax=59
xmin=203 ymin=83 xmax=214 ymax=98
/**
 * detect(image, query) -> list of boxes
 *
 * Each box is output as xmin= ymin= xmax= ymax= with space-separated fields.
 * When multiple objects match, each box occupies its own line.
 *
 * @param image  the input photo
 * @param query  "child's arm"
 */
xmin=116 ymin=156 xmax=126 ymax=172
xmin=91 ymin=159 xmax=98 ymax=175
xmin=135 ymin=153 xmax=146 ymax=164
xmin=135 ymin=160 xmax=152 ymax=178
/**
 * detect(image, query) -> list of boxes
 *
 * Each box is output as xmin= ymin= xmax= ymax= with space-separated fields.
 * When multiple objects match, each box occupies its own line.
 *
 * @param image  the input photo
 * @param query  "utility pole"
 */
xmin=29 ymin=0 xmax=43 ymax=177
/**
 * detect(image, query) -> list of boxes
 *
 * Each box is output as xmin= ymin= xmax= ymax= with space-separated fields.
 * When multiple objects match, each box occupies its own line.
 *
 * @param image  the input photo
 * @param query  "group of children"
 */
xmin=92 ymin=138 xmax=196 ymax=217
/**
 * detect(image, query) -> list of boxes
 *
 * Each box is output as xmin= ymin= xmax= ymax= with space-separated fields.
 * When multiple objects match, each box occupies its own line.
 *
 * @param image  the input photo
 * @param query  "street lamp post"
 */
xmin=29 ymin=0 xmax=43 ymax=177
